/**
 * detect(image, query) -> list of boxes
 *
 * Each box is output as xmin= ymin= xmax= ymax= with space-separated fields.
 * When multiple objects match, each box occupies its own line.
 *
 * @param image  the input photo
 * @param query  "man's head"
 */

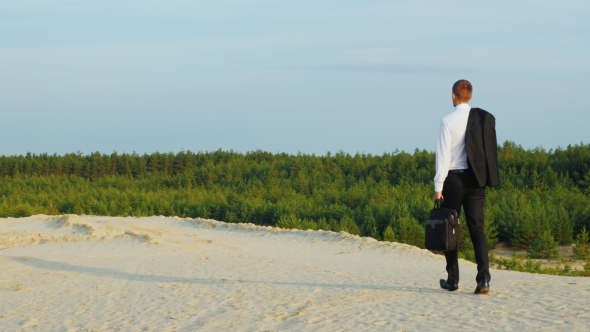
xmin=452 ymin=79 xmax=472 ymax=106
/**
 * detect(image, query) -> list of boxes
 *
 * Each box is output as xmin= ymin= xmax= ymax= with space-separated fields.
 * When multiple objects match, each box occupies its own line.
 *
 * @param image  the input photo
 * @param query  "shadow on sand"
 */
xmin=5 ymin=255 xmax=452 ymax=295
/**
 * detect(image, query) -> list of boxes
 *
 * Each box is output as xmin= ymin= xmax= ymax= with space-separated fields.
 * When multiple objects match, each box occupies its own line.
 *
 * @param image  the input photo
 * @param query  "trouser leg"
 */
xmin=444 ymin=250 xmax=459 ymax=284
xmin=463 ymin=187 xmax=491 ymax=282
xmin=441 ymin=174 xmax=465 ymax=284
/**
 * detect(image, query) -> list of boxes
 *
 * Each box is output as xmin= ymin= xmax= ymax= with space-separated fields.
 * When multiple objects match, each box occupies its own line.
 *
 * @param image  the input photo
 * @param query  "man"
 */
xmin=433 ymin=79 xmax=499 ymax=294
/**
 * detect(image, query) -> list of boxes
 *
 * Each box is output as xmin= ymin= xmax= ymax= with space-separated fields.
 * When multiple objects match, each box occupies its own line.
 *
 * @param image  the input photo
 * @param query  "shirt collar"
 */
xmin=454 ymin=103 xmax=471 ymax=112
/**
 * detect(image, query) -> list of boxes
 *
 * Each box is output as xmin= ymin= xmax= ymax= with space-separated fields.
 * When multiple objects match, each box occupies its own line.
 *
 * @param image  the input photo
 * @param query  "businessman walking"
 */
xmin=434 ymin=79 xmax=500 ymax=294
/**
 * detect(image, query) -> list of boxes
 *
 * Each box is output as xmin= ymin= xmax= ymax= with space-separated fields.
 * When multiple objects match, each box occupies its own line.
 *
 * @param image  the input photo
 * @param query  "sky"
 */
xmin=1 ymin=0 xmax=588 ymax=156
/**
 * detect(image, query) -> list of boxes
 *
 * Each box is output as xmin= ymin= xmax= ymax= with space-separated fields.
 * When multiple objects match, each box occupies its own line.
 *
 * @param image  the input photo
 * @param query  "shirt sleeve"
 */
xmin=434 ymin=118 xmax=452 ymax=192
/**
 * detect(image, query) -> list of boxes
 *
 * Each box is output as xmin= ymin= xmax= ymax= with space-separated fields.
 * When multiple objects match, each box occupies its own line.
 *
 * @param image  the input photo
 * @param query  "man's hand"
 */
xmin=434 ymin=191 xmax=444 ymax=202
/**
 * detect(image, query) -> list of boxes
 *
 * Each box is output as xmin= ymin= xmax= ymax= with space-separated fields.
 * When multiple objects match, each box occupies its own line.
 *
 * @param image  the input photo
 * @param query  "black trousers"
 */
xmin=442 ymin=172 xmax=491 ymax=284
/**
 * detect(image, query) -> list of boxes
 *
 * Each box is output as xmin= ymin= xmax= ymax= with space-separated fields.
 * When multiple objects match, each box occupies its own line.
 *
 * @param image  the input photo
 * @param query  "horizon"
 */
xmin=1 ymin=139 xmax=587 ymax=158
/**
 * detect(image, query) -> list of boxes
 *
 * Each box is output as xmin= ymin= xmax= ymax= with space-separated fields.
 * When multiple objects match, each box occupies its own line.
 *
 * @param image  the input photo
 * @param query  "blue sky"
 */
xmin=1 ymin=0 xmax=588 ymax=155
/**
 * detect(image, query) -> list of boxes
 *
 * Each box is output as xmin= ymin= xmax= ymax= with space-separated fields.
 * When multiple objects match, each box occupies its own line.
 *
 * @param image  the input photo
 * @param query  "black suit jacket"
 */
xmin=465 ymin=108 xmax=500 ymax=187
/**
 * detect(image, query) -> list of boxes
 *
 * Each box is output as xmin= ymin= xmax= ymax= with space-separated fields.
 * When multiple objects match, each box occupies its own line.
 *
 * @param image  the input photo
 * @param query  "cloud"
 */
xmin=315 ymin=63 xmax=476 ymax=75
xmin=292 ymin=48 xmax=476 ymax=75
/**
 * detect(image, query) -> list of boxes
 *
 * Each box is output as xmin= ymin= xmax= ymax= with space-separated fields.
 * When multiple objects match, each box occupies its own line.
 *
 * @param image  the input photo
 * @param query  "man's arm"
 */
xmin=434 ymin=119 xmax=452 ymax=201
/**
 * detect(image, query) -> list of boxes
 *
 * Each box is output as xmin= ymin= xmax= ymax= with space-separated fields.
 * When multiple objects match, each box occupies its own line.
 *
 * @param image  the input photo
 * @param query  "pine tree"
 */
xmin=573 ymin=227 xmax=590 ymax=260
xmin=527 ymin=230 xmax=559 ymax=259
xmin=383 ymin=225 xmax=396 ymax=242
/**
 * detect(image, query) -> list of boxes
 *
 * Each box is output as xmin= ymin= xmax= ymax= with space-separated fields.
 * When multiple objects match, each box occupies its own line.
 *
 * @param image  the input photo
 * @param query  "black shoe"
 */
xmin=439 ymin=279 xmax=459 ymax=291
xmin=474 ymin=279 xmax=490 ymax=295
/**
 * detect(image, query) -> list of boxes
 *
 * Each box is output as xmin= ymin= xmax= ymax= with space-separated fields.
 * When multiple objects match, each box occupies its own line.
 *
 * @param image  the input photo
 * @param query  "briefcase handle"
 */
xmin=434 ymin=199 xmax=447 ymax=209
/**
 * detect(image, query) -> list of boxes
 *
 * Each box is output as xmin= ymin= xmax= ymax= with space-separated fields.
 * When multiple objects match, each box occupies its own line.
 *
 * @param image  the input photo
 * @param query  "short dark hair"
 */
xmin=452 ymin=79 xmax=472 ymax=102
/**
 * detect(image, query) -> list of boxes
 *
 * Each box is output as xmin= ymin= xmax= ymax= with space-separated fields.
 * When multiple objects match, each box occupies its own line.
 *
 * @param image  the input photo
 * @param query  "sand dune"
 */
xmin=1 ymin=215 xmax=589 ymax=331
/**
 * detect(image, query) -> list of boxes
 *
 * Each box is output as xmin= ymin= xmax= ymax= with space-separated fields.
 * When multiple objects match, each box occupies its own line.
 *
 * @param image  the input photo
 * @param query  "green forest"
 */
xmin=1 ymin=141 xmax=589 ymax=254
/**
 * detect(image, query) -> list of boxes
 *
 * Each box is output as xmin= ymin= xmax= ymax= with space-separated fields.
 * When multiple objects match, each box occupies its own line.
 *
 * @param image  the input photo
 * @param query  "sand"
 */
xmin=1 ymin=215 xmax=589 ymax=331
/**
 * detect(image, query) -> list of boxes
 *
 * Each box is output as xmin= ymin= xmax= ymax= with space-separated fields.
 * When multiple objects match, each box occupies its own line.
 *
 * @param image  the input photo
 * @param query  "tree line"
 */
xmin=1 ymin=141 xmax=589 ymax=250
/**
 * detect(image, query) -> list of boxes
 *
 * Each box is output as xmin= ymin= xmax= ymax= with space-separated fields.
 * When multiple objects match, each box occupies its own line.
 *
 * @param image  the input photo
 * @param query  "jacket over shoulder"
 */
xmin=465 ymin=108 xmax=500 ymax=187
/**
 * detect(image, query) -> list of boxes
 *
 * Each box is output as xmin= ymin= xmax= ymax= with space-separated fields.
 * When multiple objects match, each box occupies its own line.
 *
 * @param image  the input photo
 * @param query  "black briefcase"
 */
xmin=424 ymin=200 xmax=460 ymax=251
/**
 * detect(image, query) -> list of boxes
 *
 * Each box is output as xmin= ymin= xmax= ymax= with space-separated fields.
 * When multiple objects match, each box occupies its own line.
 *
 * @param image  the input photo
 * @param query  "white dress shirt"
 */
xmin=434 ymin=103 xmax=470 ymax=192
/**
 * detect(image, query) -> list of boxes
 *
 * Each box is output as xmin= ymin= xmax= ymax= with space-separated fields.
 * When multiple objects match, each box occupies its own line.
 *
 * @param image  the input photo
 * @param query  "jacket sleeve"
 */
xmin=483 ymin=113 xmax=500 ymax=186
